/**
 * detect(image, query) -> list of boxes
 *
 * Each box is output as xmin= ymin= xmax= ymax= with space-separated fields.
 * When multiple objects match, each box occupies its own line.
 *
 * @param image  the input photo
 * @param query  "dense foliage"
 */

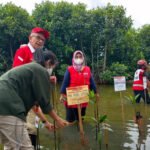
xmin=0 ymin=1 xmax=150 ymax=83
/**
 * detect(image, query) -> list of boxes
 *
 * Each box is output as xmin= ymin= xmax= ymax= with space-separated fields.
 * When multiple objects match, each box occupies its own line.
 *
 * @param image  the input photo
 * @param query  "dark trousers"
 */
xmin=66 ymin=107 xmax=86 ymax=122
xmin=29 ymin=134 xmax=37 ymax=149
xmin=134 ymin=89 xmax=150 ymax=104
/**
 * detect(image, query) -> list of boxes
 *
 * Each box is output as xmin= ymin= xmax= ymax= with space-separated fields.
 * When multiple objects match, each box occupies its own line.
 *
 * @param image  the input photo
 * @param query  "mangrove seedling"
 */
xmin=87 ymin=90 xmax=112 ymax=149
xmin=125 ymin=94 xmax=141 ymax=119
xmin=83 ymin=114 xmax=111 ymax=150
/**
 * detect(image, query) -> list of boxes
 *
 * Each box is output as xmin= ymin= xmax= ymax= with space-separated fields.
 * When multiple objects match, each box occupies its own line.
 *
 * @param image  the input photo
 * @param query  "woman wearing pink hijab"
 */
xmin=60 ymin=50 xmax=97 ymax=122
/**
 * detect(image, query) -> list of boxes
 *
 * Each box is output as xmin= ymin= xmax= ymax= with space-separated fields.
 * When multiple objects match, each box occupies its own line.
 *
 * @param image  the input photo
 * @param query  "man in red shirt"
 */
xmin=12 ymin=27 xmax=56 ymax=148
xmin=13 ymin=27 xmax=50 ymax=67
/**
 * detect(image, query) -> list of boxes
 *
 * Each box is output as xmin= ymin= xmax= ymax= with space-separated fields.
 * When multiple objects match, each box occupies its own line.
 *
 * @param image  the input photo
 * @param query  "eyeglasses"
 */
xmin=32 ymin=35 xmax=45 ymax=42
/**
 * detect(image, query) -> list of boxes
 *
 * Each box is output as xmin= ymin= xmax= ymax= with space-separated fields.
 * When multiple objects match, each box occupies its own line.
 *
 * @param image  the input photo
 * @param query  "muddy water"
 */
xmin=39 ymin=85 xmax=150 ymax=150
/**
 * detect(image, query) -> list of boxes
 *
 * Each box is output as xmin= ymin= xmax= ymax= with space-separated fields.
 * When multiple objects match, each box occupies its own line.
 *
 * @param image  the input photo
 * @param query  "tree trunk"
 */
xmin=9 ymin=40 xmax=13 ymax=61
xmin=90 ymin=41 xmax=94 ymax=73
xmin=103 ymin=43 xmax=107 ymax=71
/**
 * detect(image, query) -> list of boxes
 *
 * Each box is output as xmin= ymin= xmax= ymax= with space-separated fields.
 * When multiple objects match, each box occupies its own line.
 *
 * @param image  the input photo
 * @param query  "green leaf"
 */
xmin=83 ymin=116 xmax=97 ymax=123
xmin=99 ymin=115 xmax=107 ymax=123
xmin=124 ymin=94 xmax=139 ymax=104
xmin=89 ymin=90 xmax=95 ymax=98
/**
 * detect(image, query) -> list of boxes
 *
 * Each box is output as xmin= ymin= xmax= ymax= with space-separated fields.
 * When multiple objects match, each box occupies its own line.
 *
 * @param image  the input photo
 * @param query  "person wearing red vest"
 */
xmin=60 ymin=50 xmax=97 ymax=122
xmin=132 ymin=59 xmax=150 ymax=104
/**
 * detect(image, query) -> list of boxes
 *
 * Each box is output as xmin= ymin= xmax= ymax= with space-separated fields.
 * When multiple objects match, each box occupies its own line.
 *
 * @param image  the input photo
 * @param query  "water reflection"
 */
xmin=124 ymin=116 xmax=150 ymax=150
xmin=124 ymin=121 xmax=142 ymax=149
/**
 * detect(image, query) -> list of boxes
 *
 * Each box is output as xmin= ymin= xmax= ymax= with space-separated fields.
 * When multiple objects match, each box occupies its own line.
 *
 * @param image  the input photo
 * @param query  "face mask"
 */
xmin=47 ymin=68 xmax=53 ymax=76
xmin=74 ymin=58 xmax=83 ymax=65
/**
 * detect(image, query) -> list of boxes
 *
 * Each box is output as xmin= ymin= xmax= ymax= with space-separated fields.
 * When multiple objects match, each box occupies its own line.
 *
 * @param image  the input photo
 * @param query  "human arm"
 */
xmin=90 ymin=75 xmax=97 ymax=93
xmin=90 ymin=74 xmax=99 ymax=100
xmin=12 ymin=46 xmax=32 ymax=67
xmin=48 ymin=109 xmax=69 ymax=128
xmin=31 ymin=67 xmax=69 ymax=128
xmin=143 ymin=71 xmax=150 ymax=89
xmin=59 ymin=69 xmax=70 ymax=102
xmin=32 ymin=106 xmax=55 ymax=131
xmin=36 ymin=97 xmax=69 ymax=128
xmin=13 ymin=48 xmax=26 ymax=67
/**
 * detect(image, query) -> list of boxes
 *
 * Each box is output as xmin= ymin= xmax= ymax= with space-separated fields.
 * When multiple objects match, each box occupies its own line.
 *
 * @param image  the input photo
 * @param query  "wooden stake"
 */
xmin=120 ymin=92 xmax=125 ymax=124
xmin=77 ymin=104 xmax=86 ymax=145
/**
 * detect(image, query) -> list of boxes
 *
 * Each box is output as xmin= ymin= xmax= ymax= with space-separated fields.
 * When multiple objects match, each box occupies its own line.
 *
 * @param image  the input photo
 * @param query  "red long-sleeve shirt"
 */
xmin=12 ymin=45 xmax=34 ymax=67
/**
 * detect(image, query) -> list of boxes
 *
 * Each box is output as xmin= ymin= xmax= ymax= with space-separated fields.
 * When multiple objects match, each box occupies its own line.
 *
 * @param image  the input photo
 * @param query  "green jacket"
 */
xmin=0 ymin=62 xmax=52 ymax=121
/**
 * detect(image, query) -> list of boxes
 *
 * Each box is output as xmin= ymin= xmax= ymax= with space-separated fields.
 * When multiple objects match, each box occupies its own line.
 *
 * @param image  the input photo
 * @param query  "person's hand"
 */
xmin=59 ymin=94 xmax=67 ymax=103
xmin=44 ymin=121 xmax=56 ymax=131
xmin=50 ymin=76 xmax=57 ymax=84
xmin=55 ymin=117 xmax=70 ymax=128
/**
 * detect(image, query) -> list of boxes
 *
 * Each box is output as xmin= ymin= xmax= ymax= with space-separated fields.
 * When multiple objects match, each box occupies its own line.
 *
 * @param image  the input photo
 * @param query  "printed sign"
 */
xmin=66 ymin=85 xmax=89 ymax=105
xmin=114 ymin=76 xmax=126 ymax=92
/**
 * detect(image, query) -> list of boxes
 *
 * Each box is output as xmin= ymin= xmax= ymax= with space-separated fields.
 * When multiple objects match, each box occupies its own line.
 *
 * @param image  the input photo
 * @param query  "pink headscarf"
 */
xmin=72 ymin=50 xmax=85 ymax=72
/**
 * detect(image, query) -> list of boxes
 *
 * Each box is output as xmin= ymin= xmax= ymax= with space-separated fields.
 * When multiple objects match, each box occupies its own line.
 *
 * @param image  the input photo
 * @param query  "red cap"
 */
xmin=31 ymin=27 xmax=50 ymax=39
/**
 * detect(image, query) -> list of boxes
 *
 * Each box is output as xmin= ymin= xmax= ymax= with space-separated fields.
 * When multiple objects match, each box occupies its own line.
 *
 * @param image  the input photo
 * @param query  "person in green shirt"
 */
xmin=0 ymin=50 xmax=69 ymax=150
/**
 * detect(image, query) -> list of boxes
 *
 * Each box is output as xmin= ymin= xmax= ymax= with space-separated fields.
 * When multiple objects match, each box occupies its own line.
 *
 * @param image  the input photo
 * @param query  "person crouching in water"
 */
xmin=0 ymin=50 xmax=69 ymax=150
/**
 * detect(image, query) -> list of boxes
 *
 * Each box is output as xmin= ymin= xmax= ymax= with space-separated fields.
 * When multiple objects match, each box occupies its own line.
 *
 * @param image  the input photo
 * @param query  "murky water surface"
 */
xmin=39 ymin=85 xmax=150 ymax=150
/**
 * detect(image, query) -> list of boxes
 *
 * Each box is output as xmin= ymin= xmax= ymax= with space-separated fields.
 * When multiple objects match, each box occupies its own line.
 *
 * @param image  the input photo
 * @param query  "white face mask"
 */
xmin=74 ymin=58 xmax=83 ymax=65
xmin=47 ymin=68 xmax=53 ymax=76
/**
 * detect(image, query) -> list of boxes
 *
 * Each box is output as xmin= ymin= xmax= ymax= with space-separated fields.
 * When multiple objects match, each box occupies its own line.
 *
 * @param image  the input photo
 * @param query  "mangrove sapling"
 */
xmin=83 ymin=114 xmax=109 ymax=150
xmin=125 ymin=94 xmax=141 ymax=120
xmin=51 ymin=84 xmax=61 ymax=150
xmin=99 ymin=115 xmax=108 ymax=150
xmin=36 ymin=125 xmax=40 ymax=150
xmin=34 ymin=116 xmax=46 ymax=150
xmin=88 ymin=90 xmax=100 ymax=140
xmin=87 ymin=90 xmax=110 ymax=149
